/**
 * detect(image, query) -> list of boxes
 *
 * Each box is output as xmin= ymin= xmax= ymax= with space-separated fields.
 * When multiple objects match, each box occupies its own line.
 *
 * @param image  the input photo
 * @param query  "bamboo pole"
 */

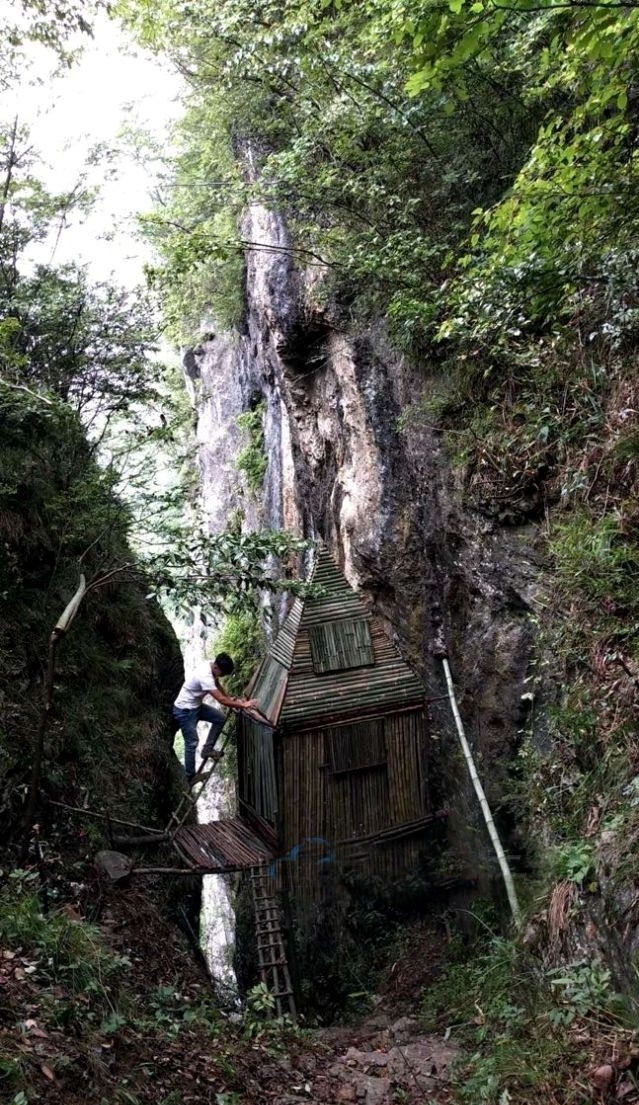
xmin=21 ymin=574 xmax=87 ymax=849
xmin=22 ymin=568 xmax=132 ymax=852
xmin=48 ymin=799 xmax=165 ymax=836
xmin=441 ymin=656 xmax=522 ymax=928
xmin=22 ymin=626 xmax=64 ymax=848
xmin=112 ymin=833 xmax=170 ymax=847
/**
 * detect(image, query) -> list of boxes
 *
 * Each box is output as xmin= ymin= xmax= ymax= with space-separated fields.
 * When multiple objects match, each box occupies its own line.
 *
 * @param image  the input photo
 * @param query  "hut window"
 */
xmin=309 ymin=618 xmax=374 ymax=673
xmin=251 ymin=656 xmax=287 ymax=718
xmin=327 ymin=720 xmax=386 ymax=774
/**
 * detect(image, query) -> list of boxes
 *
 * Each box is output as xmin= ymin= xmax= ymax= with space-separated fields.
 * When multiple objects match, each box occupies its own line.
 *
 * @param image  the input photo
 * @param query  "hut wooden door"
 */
xmin=325 ymin=719 xmax=391 ymax=842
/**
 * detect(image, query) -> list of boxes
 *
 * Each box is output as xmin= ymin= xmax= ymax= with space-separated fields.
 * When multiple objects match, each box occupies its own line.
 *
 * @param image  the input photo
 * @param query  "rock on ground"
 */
xmin=280 ymin=1016 xmax=460 ymax=1105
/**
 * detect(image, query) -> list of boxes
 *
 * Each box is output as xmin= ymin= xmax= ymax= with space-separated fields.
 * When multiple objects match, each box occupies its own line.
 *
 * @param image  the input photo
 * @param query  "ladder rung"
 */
xmin=251 ymin=871 xmax=295 ymax=1022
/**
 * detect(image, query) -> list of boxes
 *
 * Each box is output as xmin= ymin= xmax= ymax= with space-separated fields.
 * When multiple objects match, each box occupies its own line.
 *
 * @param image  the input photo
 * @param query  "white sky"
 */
xmin=2 ymin=11 xmax=182 ymax=286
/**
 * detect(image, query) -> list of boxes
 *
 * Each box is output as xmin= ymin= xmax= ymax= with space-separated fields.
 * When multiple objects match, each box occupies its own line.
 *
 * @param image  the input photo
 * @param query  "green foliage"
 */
xmin=0 ymin=0 xmax=98 ymax=91
xmin=211 ymin=608 xmax=264 ymax=696
xmin=421 ymin=931 xmax=620 ymax=1103
xmin=235 ymin=403 xmax=267 ymax=496
xmin=143 ymin=199 xmax=244 ymax=342
xmin=131 ymin=982 xmax=220 ymax=1038
xmin=551 ymin=841 xmax=595 ymax=887
xmin=0 ymin=383 xmax=183 ymax=832
xmin=0 ymin=874 xmax=129 ymax=1017
xmin=547 ymin=960 xmax=613 ymax=1027
xmin=422 ymin=934 xmax=525 ymax=1033
xmin=245 ymin=981 xmax=276 ymax=1018
xmin=446 ymin=12 xmax=639 ymax=337
xmin=120 ymin=0 xmax=534 ymax=346
xmin=0 ymin=872 xmax=248 ymax=1104
xmin=120 ymin=0 xmax=639 ymax=467
xmin=145 ymin=526 xmax=312 ymax=619
xmin=242 ymin=983 xmax=301 ymax=1047
xmin=0 ymin=123 xmax=161 ymax=420
xmin=0 ymin=1057 xmax=28 ymax=1097
xmin=550 ymin=511 xmax=639 ymax=617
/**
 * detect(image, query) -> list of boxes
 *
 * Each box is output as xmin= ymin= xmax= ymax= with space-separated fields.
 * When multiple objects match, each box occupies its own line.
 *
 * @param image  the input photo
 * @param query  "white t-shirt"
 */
xmin=174 ymin=662 xmax=220 ymax=710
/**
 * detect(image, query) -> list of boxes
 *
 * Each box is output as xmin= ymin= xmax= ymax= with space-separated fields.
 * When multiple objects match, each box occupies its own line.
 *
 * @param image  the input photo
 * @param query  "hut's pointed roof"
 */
xmin=249 ymin=547 xmax=424 ymax=730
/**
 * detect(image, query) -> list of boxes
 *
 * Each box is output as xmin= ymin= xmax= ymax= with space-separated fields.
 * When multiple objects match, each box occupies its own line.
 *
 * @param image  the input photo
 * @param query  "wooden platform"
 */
xmin=173 ymin=816 xmax=277 ymax=873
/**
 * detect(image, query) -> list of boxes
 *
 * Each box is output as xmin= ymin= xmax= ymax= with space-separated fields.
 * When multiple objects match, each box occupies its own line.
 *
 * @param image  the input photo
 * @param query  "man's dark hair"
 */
xmin=215 ymin=652 xmax=234 ymax=675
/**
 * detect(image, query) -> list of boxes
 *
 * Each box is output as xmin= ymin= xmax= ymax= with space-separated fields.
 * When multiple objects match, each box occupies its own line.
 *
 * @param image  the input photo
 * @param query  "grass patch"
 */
xmin=550 ymin=510 xmax=639 ymax=620
xmin=422 ymin=930 xmax=631 ymax=1104
xmin=0 ymin=875 xmax=129 ymax=1011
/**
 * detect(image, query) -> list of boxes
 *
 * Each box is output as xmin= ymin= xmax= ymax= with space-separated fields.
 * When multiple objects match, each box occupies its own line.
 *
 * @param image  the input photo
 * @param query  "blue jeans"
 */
xmin=172 ymin=703 xmax=225 ymax=776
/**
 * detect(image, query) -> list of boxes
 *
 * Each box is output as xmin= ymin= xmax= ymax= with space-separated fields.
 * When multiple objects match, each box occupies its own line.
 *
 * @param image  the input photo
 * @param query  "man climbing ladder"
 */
xmin=173 ymin=652 xmax=257 ymax=783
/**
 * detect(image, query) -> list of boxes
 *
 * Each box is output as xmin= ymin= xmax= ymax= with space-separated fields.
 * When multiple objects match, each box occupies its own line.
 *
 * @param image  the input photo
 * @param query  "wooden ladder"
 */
xmin=250 ymin=866 xmax=296 ymax=1022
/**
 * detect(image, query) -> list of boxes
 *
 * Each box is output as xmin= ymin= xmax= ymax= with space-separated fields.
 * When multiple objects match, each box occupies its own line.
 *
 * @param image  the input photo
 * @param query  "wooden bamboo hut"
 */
xmin=237 ymin=548 xmax=436 ymax=944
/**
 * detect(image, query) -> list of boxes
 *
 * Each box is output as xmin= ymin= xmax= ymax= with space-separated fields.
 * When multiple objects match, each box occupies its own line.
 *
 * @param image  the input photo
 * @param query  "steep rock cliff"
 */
xmin=186 ymin=200 xmax=542 ymax=881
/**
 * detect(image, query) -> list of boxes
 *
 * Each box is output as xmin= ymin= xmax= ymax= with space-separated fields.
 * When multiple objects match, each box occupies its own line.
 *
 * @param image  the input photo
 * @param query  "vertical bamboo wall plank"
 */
xmin=281 ymin=735 xmax=298 ymax=853
xmin=264 ymin=709 xmax=433 ymax=955
xmin=386 ymin=712 xmax=424 ymax=823
xmin=350 ymin=767 xmax=389 ymax=838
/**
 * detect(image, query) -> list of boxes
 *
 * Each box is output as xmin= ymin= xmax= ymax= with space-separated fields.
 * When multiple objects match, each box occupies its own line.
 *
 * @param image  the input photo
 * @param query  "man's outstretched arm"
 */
xmin=210 ymin=686 xmax=258 ymax=711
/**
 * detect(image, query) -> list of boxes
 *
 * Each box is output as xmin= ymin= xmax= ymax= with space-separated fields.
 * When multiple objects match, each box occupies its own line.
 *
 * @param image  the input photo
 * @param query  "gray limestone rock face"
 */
xmin=185 ymin=195 xmax=544 ymax=885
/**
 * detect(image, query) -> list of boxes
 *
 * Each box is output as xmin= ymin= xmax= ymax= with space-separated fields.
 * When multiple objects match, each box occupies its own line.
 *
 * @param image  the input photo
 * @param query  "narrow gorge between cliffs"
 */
xmin=5 ymin=3 xmax=639 ymax=1102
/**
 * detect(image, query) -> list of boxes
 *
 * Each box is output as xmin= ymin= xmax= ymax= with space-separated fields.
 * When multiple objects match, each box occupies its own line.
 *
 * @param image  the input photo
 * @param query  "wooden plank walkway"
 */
xmin=173 ymin=817 xmax=277 ymax=873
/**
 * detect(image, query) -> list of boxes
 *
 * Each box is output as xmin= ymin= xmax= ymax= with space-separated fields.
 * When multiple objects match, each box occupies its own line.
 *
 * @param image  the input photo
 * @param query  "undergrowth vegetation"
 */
xmin=420 ymin=926 xmax=639 ymax=1104
xmin=0 ymin=870 xmax=307 ymax=1105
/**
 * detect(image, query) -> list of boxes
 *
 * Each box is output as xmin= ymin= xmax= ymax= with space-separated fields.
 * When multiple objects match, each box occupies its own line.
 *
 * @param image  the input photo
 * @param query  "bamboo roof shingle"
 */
xmin=250 ymin=547 xmax=424 ymax=729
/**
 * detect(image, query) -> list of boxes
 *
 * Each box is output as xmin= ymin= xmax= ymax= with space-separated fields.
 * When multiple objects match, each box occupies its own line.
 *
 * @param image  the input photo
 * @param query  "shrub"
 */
xmin=235 ymin=404 xmax=267 ymax=496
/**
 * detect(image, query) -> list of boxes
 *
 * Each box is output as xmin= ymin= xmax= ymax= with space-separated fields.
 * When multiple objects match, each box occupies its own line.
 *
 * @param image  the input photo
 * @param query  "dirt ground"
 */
xmin=1 ymin=852 xmax=459 ymax=1105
